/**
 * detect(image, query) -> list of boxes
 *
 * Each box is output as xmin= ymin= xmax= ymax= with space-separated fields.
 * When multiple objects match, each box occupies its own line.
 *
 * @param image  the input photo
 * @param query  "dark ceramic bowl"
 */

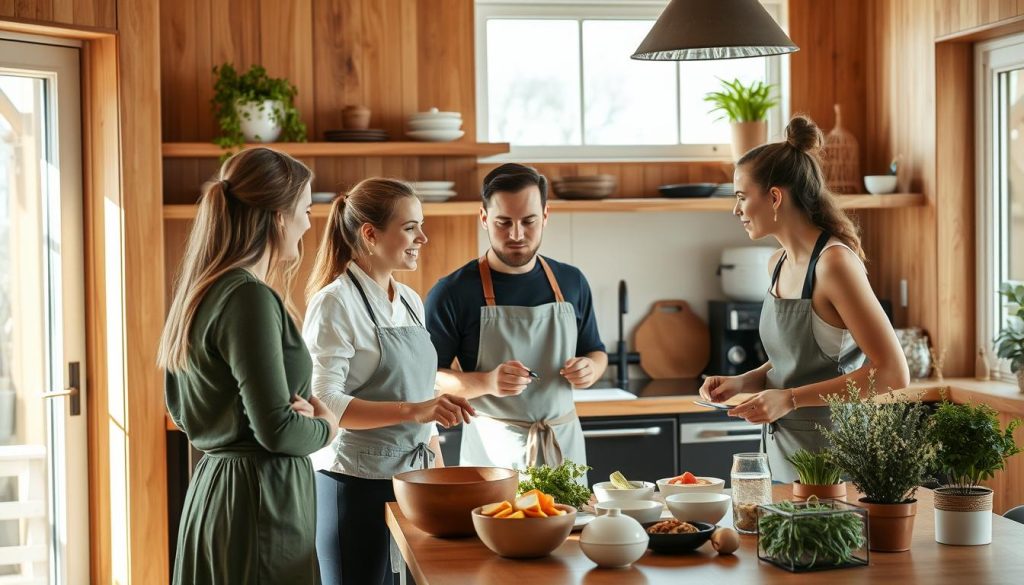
xmin=658 ymin=183 xmax=718 ymax=198
xmin=642 ymin=520 xmax=716 ymax=554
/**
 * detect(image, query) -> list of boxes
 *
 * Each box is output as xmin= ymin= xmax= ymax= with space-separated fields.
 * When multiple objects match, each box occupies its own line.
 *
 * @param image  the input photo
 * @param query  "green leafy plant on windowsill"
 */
xmin=211 ymin=63 xmax=307 ymax=150
xmin=929 ymin=400 xmax=1021 ymax=495
xmin=787 ymin=449 xmax=842 ymax=486
xmin=704 ymin=78 xmax=779 ymax=123
xmin=994 ymin=283 xmax=1024 ymax=374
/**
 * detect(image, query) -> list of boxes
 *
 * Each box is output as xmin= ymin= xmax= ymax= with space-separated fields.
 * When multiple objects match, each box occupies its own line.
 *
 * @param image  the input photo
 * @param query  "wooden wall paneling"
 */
xmin=259 ymin=0 xmax=315 ymax=134
xmin=400 ymin=0 xmax=419 ymax=127
xmin=160 ymin=0 xmax=198 ymax=141
xmin=833 ymin=0 xmax=869 ymax=174
xmin=118 ymin=0 xmax=170 ymax=582
xmin=788 ymin=0 xmax=837 ymax=127
xmin=0 ymin=0 xmax=114 ymax=28
xmin=934 ymin=40 xmax=976 ymax=376
xmin=417 ymin=0 xmax=476 ymax=138
xmin=312 ymin=0 xmax=365 ymax=140
xmin=362 ymin=0 xmax=406 ymax=138
xmin=210 ymin=0 xmax=261 ymax=79
xmin=444 ymin=156 xmax=477 ymax=203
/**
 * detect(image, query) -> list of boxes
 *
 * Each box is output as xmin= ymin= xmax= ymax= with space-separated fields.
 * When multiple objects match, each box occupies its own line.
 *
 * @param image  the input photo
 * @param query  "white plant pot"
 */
xmin=236 ymin=99 xmax=283 ymax=143
xmin=934 ymin=487 xmax=993 ymax=546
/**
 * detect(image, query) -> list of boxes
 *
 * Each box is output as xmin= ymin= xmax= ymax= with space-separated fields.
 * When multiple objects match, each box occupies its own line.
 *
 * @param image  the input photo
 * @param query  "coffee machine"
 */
xmin=707 ymin=300 xmax=767 ymax=376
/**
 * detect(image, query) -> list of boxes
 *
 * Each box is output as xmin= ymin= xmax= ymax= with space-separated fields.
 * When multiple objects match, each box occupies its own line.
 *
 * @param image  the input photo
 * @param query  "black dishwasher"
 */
xmin=677 ymin=412 xmax=763 ymax=486
xmin=581 ymin=416 xmax=678 ymax=487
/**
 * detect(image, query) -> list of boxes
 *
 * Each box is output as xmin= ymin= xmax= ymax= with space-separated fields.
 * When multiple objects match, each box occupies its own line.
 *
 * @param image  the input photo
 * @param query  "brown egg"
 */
xmin=711 ymin=527 xmax=740 ymax=554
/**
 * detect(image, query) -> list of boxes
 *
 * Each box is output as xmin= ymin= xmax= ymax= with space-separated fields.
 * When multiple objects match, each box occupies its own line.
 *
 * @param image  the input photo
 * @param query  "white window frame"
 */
xmin=976 ymin=34 xmax=1024 ymax=381
xmin=474 ymin=0 xmax=790 ymax=162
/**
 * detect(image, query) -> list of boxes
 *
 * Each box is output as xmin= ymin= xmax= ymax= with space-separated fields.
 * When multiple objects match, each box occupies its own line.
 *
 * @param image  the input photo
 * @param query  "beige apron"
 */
xmin=459 ymin=255 xmax=586 ymax=471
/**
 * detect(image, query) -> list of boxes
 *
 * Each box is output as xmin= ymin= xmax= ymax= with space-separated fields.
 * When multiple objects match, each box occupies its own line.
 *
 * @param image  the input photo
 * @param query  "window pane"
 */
xmin=486 ymin=19 xmax=582 ymax=145
xmin=581 ymin=20 xmax=677 ymax=145
xmin=1010 ymin=69 xmax=1024 ymax=283
xmin=679 ymin=57 xmax=769 ymax=144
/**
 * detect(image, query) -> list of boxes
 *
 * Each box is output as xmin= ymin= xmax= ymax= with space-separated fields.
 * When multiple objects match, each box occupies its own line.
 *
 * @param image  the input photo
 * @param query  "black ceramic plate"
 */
xmin=658 ymin=183 xmax=718 ymax=198
xmin=643 ymin=521 xmax=716 ymax=554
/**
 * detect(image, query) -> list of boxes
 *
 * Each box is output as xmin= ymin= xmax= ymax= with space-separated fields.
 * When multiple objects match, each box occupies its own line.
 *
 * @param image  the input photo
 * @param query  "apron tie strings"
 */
xmin=411 ymin=442 xmax=434 ymax=470
xmin=479 ymin=411 xmax=577 ymax=468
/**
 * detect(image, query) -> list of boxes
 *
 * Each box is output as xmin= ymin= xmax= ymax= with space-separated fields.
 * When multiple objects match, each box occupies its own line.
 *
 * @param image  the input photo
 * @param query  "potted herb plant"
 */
xmin=819 ymin=374 xmax=936 ymax=552
xmin=929 ymin=400 xmax=1021 ymax=546
xmin=704 ymin=78 xmax=778 ymax=161
xmin=994 ymin=283 xmax=1024 ymax=392
xmin=786 ymin=449 xmax=847 ymax=502
xmin=211 ymin=63 xmax=307 ymax=149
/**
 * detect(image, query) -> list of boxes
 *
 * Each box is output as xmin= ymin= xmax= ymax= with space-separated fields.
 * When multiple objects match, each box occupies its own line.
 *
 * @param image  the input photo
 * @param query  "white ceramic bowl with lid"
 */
xmin=409 ymin=107 xmax=462 ymax=120
xmin=579 ymin=508 xmax=649 ymax=568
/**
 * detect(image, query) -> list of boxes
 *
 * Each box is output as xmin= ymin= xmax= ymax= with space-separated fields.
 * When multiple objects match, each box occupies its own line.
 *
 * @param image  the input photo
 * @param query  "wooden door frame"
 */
xmin=1 ymin=2 xmax=167 ymax=583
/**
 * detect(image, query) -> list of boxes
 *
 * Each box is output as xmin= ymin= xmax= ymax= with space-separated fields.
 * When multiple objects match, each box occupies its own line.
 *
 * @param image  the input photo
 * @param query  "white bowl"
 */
xmin=410 ymin=181 xmax=456 ymax=190
xmin=594 ymin=500 xmax=664 ymax=524
xmin=665 ymin=492 xmax=731 ymax=525
xmin=863 ymin=175 xmax=898 ymax=194
xmin=409 ymin=108 xmax=462 ymax=120
xmin=407 ymin=118 xmax=463 ymax=131
xmin=592 ymin=481 xmax=656 ymax=503
xmin=656 ymin=476 xmax=725 ymax=496
xmin=406 ymin=129 xmax=465 ymax=142
xmin=414 ymin=189 xmax=456 ymax=196
xmin=417 ymin=194 xmax=456 ymax=203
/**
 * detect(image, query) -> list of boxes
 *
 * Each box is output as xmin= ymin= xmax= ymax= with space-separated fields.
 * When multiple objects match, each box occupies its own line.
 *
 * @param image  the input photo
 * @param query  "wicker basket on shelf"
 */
xmin=821 ymin=104 xmax=861 ymax=194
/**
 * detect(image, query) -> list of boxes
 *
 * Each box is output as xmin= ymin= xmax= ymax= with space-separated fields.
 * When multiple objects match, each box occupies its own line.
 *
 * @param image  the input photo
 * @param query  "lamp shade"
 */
xmin=632 ymin=0 xmax=798 ymax=61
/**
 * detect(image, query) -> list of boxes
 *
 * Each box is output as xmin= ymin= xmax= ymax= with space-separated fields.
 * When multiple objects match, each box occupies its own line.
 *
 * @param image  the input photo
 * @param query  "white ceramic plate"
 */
xmin=406 ymin=129 xmax=465 ymax=142
xmin=415 ymin=189 xmax=456 ymax=196
xmin=410 ymin=181 xmax=455 ymax=190
xmin=572 ymin=512 xmax=595 ymax=532
xmin=311 ymin=192 xmax=336 ymax=203
xmin=418 ymin=194 xmax=456 ymax=203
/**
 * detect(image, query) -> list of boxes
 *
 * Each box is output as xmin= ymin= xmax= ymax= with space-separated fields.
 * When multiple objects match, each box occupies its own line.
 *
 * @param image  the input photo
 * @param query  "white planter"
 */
xmin=236 ymin=99 xmax=283 ymax=143
xmin=934 ymin=487 xmax=993 ymax=546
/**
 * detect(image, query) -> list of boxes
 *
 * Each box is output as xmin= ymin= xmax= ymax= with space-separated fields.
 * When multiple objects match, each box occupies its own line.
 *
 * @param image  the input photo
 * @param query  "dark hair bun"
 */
xmin=785 ymin=115 xmax=824 ymax=154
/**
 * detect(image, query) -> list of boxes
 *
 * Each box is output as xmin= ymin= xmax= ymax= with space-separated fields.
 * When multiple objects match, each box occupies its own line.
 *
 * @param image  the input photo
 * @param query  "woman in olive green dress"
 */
xmin=159 ymin=147 xmax=340 ymax=585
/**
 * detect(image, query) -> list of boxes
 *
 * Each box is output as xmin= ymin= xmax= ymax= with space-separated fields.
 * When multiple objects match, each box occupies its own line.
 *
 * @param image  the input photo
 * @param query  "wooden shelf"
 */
xmin=163 ymin=194 xmax=925 ymax=220
xmin=161 ymin=141 xmax=511 ymax=158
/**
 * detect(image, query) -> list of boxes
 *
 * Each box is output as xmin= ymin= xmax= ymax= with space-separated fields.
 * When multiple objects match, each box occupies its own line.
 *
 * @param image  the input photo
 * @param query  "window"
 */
xmin=977 ymin=35 xmax=1024 ymax=380
xmin=475 ymin=1 xmax=788 ymax=160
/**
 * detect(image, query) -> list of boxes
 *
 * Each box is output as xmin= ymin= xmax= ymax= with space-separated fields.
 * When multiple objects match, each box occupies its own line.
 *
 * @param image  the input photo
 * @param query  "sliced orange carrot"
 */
xmin=493 ymin=508 xmax=516 ymax=519
xmin=505 ymin=510 xmax=526 ymax=519
xmin=481 ymin=500 xmax=512 ymax=516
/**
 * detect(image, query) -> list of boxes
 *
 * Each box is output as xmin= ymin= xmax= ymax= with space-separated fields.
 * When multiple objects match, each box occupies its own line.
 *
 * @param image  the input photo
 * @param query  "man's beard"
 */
xmin=493 ymin=242 xmax=539 ymax=268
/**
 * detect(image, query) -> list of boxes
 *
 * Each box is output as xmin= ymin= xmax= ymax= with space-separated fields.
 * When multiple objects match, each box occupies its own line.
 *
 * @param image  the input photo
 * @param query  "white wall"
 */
xmin=477 ymin=211 xmax=773 ymax=381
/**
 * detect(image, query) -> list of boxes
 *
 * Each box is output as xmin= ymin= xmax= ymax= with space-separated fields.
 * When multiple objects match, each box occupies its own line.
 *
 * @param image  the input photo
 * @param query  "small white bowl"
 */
xmin=656 ymin=476 xmax=725 ymax=496
xmin=592 ymin=481 xmax=656 ymax=503
xmin=665 ymin=492 xmax=731 ymax=525
xmin=407 ymin=118 xmax=463 ymax=131
xmin=863 ymin=175 xmax=898 ymax=194
xmin=594 ymin=500 xmax=664 ymax=524
xmin=409 ymin=108 xmax=462 ymax=120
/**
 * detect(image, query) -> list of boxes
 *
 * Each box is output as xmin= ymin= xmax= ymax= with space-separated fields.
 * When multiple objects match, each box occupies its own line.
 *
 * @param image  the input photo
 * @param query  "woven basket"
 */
xmin=821 ymin=104 xmax=861 ymax=194
xmin=934 ymin=487 xmax=993 ymax=513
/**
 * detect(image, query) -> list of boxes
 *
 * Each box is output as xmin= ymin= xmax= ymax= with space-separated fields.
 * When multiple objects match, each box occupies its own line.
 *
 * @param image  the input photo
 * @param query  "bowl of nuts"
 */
xmin=642 ymin=520 xmax=716 ymax=554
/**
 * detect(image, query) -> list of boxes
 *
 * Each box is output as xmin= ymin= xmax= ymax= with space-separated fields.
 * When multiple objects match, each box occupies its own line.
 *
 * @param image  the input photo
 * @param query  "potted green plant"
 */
xmin=819 ymin=374 xmax=936 ymax=552
xmin=786 ymin=449 xmax=847 ymax=502
xmin=929 ymin=400 xmax=1021 ymax=546
xmin=994 ymin=283 xmax=1024 ymax=392
xmin=704 ymin=78 xmax=778 ymax=161
xmin=211 ymin=63 xmax=307 ymax=149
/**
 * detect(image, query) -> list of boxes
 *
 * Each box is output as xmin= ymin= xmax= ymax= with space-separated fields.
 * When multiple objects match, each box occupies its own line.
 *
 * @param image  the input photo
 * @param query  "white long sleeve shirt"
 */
xmin=302 ymin=263 xmax=437 ymax=471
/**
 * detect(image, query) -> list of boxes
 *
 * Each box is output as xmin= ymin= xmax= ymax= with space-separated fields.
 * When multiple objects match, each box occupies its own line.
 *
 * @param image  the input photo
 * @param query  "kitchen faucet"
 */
xmin=606 ymin=280 xmax=641 ymax=389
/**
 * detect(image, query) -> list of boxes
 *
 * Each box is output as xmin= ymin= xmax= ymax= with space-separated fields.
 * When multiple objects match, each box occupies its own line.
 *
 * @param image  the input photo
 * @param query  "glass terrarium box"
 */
xmin=757 ymin=499 xmax=869 ymax=572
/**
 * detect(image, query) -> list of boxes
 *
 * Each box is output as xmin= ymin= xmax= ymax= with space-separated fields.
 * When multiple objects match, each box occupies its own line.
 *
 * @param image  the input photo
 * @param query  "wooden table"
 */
xmin=385 ymin=485 xmax=1024 ymax=584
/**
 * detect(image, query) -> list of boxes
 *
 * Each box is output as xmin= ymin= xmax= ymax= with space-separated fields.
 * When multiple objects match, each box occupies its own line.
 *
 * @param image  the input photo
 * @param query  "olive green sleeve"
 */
xmin=213 ymin=282 xmax=330 ymax=456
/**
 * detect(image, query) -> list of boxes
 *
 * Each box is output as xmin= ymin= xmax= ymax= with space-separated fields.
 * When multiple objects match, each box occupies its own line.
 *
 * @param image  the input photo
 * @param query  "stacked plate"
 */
xmin=658 ymin=183 xmax=717 ymax=198
xmin=406 ymin=108 xmax=465 ymax=142
xmin=551 ymin=175 xmax=617 ymax=200
xmin=410 ymin=181 xmax=456 ymax=203
xmin=324 ymin=129 xmax=389 ymax=142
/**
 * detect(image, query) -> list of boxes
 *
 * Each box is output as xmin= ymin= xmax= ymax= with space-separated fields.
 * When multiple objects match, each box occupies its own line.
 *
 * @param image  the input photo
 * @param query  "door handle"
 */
xmin=41 ymin=361 xmax=80 ymax=416
xmin=679 ymin=421 xmax=761 ymax=444
xmin=583 ymin=426 xmax=662 ymax=439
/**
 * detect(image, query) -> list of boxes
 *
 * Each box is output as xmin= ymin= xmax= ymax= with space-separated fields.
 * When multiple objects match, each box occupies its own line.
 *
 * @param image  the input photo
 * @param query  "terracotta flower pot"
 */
xmin=730 ymin=121 xmax=767 ymax=161
xmin=934 ymin=487 xmax=993 ymax=546
xmin=792 ymin=481 xmax=848 ymax=502
xmin=858 ymin=498 xmax=917 ymax=552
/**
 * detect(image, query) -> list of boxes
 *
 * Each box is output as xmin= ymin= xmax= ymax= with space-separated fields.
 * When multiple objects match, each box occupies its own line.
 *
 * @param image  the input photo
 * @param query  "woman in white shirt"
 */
xmin=302 ymin=178 xmax=475 ymax=585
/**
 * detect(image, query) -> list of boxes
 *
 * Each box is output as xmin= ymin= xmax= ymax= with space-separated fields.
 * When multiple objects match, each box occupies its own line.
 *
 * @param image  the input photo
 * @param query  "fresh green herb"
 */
xmin=994 ymin=283 xmax=1024 ymax=373
xmin=819 ymin=372 xmax=936 ymax=504
xmin=516 ymin=460 xmax=592 ymax=510
xmin=704 ymin=78 xmax=779 ymax=123
xmin=211 ymin=63 xmax=307 ymax=151
xmin=929 ymin=400 xmax=1021 ymax=495
xmin=758 ymin=498 xmax=866 ymax=569
xmin=786 ymin=449 xmax=842 ymax=486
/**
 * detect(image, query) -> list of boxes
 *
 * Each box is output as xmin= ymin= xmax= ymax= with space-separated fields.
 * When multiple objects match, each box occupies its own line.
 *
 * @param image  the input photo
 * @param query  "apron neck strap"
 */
xmin=478 ymin=253 xmax=566 ymax=307
xmin=347 ymin=269 xmax=422 ymax=327
xmin=801 ymin=231 xmax=832 ymax=299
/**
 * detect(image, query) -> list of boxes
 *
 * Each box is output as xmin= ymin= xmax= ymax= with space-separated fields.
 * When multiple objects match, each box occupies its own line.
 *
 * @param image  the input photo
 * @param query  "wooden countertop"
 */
xmin=165 ymin=377 xmax=1023 ymax=430
xmin=385 ymin=485 xmax=1024 ymax=585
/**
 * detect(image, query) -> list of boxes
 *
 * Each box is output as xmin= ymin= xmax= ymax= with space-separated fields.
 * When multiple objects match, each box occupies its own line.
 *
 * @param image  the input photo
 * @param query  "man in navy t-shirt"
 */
xmin=426 ymin=163 xmax=607 ymax=470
